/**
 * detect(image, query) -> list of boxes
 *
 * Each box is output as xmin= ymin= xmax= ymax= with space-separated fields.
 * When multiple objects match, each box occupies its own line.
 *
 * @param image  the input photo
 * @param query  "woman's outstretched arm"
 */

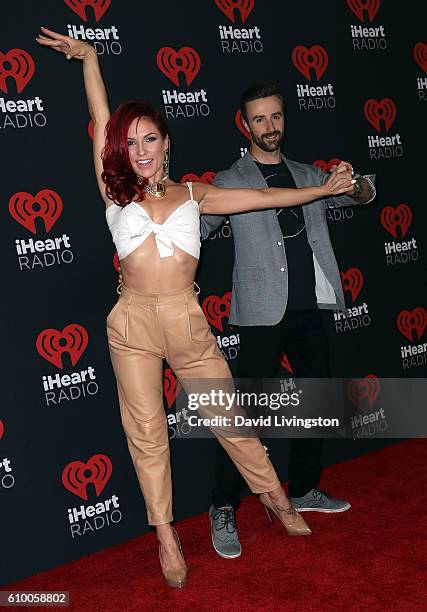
xmin=196 ymin=162 xmax=356 ymax=215
xmin=36 ymin=27 xmax=111 ymax=206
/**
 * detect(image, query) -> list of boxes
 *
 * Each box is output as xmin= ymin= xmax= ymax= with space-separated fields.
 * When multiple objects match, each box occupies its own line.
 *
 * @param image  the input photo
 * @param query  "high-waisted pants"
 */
xmin=107 ymin=283 xmax=280 ymax=525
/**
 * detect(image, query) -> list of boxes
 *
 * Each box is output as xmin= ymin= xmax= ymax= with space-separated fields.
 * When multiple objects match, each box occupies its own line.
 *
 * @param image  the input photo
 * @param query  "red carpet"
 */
xmin=5 ymin=440 xmax=427 ymax=611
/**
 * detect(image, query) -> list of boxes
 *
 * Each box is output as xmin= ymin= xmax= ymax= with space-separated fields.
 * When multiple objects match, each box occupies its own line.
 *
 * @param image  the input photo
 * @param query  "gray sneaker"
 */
xmin=289 ymin=488 xmax=351 ymax=513
xmin=209 ymin=505 xmax=242 ymax=559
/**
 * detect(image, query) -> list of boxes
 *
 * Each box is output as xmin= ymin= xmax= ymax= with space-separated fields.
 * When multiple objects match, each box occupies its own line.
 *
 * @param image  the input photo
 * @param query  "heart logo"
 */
xmin=291 ymin=45 xmax=328 ymax=81
xmin=214 ymin=0 xmax=255 ymax=23
xmin=347 ymin=374 xmax=380 ymax=411
xmin=396 ymin=308 xmax=426 ymax=342
xmin=62 ymin=454 xmax=112 ymax=501
xmin=235 ymin=109 xmax=250 ymax=139
xmin=364 ymin=98 xmax=396 ymax=132
xmin=36 ymin=324 xmax=89 ymax=369
xmin=9 ymin=190 xmax=63 ymax=235
xmin=113 ymin=252 xmax=120 ymax=272
xmin=279 ymin=352 xmax=293 ymax=374
xmin=88 ymin=119 xmax=94 ymax=140
xmin=313 ymin=158 xmax=341 ymax=172
xmin=340 ymin=268 xmax=364 ymax=303
xmin=63 ymin=0 xmax=112 ymax=22
xmin=0 ymin=49 xmax=35 ymax=94
xmin=413 ymin=42 xmax=427 ymax=73
xmin=164 ymin=368 xmax=182 ymax=409
xmin=380 ymin=204 xmax=412 ymax=239
xmin=0 ymin=419 xmax=4 ymax=440
xmin=202 ymin=292 xmax=232 ymax=332
xmin=156 ymin=47 xmax=201 ymax=87
xmin=180 ymin=171 xmax=216 ymax=184
xmin=347 ymin=0 xmax=380 ymax=23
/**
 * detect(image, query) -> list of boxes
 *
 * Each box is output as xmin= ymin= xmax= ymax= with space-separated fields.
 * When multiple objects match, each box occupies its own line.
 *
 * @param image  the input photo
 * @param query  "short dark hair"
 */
xmin=240 ymin=82 xmax=285 ymax=121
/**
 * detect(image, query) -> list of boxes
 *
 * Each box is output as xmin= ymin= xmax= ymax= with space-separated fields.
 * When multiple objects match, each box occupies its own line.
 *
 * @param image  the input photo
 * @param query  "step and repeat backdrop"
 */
xmin=1 ymin=0 xmax=426 ymax=585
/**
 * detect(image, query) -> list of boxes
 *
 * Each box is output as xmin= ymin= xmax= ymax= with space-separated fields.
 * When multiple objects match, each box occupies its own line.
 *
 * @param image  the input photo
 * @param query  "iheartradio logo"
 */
xmin=380 ymin=204 xmax=412 ymax=239
xmin=63 ymin=0 xmax=111 ymax=22
xmin=36 ymin=324 xmax=89 ymax=369
xmin=347 ymin=0 xmax=380 ymax=22
xmin=347 ymin=374 xmax=380 ymax=411
xmin=413 ymin=42 xmax=427 ymax=73
xmin=235 ymin=109 xmax=250 ymax=139
xmin=9 ymin=190 xmax=63 ymax=235
xmin=202 ymin=292 xmax=232 ymax=332
xmin=214 ymin=0 xmax=255 ymax=23
xmin=313 ymin=158 xmax=341 ymax=172
xmin=364 ymin=98 xmax=396 ymax=132
xmin=157 ymin=47 xmax=201 ymax=87
xmin=0 ymin=419 xmax=4 ymax=440
xmin=181 ymin=171 xmax=216 ymax=184
xmin=396 ymin=308 xmax=426 ymax=342
xmin=0 ymin=49 xmax=35 ymax=94
xmin=292 ymin=45 xmax=328 ymax=81
xmin=340 ymin=268 xmax=364 ymax=303
xmin=62 ymin=453 xmax=112 ymax=501
xmin=164 ymin=368 xmax=181 ymax=409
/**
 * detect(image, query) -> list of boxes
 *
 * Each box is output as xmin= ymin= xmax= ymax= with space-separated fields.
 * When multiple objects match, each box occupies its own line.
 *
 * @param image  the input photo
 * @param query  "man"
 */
xmin=200 ymin=82 xmax=376 ymax=559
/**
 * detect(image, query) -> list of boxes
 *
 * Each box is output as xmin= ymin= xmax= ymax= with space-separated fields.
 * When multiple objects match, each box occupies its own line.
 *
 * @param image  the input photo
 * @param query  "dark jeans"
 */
xmin=212 ymin=309 xmax=331 ymax=508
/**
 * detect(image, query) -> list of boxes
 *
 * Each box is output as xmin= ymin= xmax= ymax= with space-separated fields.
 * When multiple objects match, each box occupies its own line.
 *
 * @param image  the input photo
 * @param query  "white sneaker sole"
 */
xmin=294 ymin=503 xmax=351 ymax=513
xmin=210 ymin=531 xmax=242 ymax=559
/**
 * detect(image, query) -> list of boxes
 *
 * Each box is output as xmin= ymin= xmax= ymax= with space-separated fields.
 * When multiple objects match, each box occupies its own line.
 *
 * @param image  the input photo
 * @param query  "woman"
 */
xmin=37 ymin=27 xmax=355 ymax=588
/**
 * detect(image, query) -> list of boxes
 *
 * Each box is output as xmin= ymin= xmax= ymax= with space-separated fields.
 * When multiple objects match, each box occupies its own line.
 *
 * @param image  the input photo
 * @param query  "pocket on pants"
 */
xmin=107 ymin=299 xmax=129 ymax=343
xmin=186 ymin=297 xmax=213 ymax=343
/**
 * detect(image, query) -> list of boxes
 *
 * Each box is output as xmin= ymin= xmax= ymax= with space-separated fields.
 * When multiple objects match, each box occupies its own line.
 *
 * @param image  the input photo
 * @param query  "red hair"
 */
xmin=101 ymin=100 xmax=169 ymax=207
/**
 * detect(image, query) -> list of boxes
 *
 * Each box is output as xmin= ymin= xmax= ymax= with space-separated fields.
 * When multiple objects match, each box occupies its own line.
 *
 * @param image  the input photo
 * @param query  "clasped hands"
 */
xmin=323 ymin=161 xmax=357 ymax=196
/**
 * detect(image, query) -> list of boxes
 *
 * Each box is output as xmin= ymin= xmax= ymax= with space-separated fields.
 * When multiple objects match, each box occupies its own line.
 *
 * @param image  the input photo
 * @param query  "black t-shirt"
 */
xmin=255 ymin=159 xmax=317 ymax=310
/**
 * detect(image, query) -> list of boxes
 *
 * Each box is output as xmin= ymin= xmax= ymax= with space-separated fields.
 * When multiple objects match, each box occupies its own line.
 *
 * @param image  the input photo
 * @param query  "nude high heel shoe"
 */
xmin=158 ymin=527 xmax=188 ymax=588
xmin=259 ymin=493 xmax=312 ymax=536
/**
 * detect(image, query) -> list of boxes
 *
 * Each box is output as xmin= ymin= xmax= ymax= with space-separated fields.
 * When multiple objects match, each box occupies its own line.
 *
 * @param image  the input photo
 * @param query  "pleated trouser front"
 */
xmin=107 ymin=284 xmax=280 ymax=525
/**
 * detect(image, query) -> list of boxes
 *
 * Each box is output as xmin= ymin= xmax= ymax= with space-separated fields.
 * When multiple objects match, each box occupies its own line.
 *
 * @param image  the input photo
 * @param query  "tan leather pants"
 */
xmin=107 ymin=283 xmax=280 ymax=525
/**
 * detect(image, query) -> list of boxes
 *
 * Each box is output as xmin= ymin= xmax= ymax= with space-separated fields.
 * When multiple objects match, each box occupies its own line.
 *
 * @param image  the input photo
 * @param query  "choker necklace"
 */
xmin=138 ymin=176 xmax=168 ymax=198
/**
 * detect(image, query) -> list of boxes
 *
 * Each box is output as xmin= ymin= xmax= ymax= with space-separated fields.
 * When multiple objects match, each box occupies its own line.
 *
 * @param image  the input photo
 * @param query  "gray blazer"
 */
xmin=200 ymin=153 xmax=376 ymax=326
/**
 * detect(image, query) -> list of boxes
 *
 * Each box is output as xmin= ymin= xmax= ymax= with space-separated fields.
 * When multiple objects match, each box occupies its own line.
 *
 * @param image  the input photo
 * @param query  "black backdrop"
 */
xmin=1 ymin=0 xmax=426 ymax=585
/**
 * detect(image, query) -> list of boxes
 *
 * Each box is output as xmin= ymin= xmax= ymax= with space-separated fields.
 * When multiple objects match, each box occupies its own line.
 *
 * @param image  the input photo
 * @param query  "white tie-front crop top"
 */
xmin=106 ymin=182 xmax=200 ymax=260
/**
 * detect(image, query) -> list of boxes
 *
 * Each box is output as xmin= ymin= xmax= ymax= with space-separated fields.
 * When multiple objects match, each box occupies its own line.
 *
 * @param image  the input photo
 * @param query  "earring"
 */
xmin=163 ymin=145 xmax=170 ymax=177
xmin=136 ymin=176 xmax=144 ymax=185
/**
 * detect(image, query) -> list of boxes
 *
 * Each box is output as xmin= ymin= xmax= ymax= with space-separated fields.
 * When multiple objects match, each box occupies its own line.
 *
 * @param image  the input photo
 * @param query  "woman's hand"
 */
xmin=36 ymin=26 xmax=94 ymax=60
xmin=321 ymin=161 xmax=356 ymax=196
xmin=37 ymin=26 xmax=111 ymax=206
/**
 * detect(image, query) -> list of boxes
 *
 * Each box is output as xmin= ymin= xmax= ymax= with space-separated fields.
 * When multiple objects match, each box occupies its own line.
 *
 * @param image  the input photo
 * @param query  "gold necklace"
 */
xmin=137 ymin=176 xmax=168 ymax=198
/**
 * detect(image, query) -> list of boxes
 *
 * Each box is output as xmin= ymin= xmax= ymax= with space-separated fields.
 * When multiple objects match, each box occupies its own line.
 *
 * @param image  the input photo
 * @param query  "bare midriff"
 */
xmin=120 ymin=236 xmax=198 ymax=295
xmin=111 ymin=183 xmax=202 ymax=295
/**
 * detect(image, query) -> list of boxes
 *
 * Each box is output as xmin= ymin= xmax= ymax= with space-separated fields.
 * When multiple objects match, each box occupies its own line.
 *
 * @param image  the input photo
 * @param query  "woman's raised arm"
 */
xmin=36 ymin=27 xmax=111 ymax=206
xmin=196 ymin=163 xmax=356 ymax=215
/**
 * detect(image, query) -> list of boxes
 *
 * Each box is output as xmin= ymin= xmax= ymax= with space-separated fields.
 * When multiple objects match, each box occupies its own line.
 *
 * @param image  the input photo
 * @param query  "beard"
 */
xmin=251 ymin=130 xmax=284 ymax=153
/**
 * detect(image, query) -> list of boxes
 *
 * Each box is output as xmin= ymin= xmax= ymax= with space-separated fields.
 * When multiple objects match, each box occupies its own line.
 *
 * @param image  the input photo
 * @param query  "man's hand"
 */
xmin=327 ymin=161 xmax=355 ymax=194
xmin=328 ymin=161 xmax=374 ymax=202
xmin=323 ymin=161 xmax=356 ymax=196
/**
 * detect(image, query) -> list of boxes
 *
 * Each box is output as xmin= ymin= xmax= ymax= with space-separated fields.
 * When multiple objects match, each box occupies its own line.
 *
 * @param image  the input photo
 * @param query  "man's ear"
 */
xmin=241 ymin=116 xmax=250 ymax=134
